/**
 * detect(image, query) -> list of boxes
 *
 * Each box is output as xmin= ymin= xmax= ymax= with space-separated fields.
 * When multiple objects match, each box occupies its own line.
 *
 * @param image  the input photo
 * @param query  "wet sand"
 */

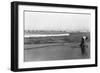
xmin=24 ymin=42 xmax=90 ymax=62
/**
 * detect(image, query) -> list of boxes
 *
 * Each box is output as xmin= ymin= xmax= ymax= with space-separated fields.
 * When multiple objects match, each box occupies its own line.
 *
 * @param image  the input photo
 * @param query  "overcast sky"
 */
xmin=25 ymin=11 xmax=91 ymax=32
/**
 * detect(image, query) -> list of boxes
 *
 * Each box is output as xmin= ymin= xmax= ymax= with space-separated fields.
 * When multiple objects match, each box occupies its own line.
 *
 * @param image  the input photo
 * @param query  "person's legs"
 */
xmin=81 ymin=45 xmax=86 ymax=55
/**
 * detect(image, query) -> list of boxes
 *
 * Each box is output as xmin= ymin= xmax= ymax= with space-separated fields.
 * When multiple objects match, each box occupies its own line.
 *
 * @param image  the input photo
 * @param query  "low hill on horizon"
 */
xmin=24 ymin=30 xmax=90 ymax=35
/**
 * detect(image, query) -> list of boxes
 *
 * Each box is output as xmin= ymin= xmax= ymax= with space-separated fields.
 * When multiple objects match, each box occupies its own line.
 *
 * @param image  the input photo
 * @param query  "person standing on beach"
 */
xmin=80 ymin=36 xmax=88 ymax=55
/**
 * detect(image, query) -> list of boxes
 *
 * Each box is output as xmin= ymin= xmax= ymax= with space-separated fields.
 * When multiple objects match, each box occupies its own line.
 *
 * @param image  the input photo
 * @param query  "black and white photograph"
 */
xmin=11 ymin=1 xmax=97 ymax=71
xmin=24 ymin=11 xmax=90 ymax=62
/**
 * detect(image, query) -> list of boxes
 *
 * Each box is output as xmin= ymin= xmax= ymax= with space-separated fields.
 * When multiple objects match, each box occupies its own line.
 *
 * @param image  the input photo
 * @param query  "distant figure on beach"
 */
xmin=80 ymin=36 xmax=88 ymax=55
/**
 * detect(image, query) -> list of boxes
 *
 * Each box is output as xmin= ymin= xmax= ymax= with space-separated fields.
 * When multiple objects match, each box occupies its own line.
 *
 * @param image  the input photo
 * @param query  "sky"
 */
xmin=25 ymin=11 xmax=91 ymax=32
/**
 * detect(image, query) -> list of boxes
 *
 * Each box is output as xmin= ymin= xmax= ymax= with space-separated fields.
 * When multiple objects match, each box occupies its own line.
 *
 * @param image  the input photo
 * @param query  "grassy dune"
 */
xmin=24 ymin=32 xmax=90 ymax=44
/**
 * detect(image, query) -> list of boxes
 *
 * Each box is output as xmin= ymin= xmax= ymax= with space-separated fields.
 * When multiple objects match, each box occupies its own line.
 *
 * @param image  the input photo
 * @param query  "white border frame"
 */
xmin=18 ymin=5 xmax=96 ymax=68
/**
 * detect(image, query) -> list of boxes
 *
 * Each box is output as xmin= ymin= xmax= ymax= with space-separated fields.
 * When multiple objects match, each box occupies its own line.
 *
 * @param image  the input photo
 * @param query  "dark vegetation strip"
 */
xmin=24 ymin=43 xmax=81 ymax=50
xmin=24 ymin=44 xmax=67 ymax=50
